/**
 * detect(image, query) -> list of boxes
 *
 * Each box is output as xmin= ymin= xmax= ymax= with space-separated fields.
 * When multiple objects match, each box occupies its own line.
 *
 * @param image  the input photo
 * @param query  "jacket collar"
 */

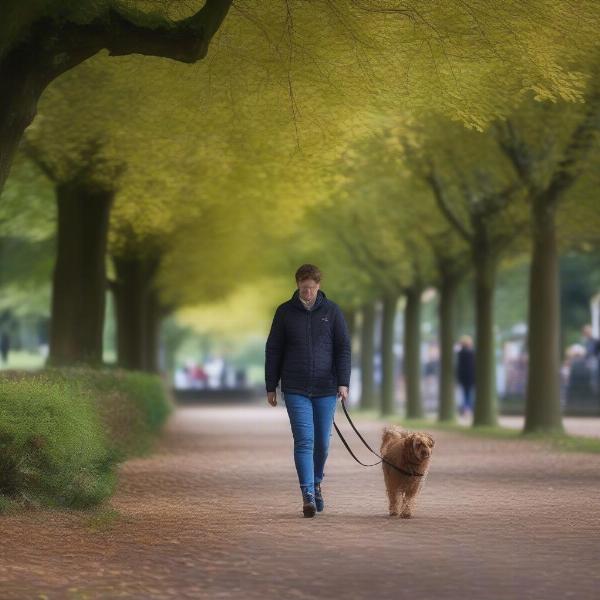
xmin=291 ymin=288 xmax=326 ymax=311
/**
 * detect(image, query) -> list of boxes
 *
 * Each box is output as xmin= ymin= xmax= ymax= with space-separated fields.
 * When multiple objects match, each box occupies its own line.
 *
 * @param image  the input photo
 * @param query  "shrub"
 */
xmin=0 ymin=374 xmax=117 ymax=510
xmin=0 ymin=367 xmax=173 ymax=512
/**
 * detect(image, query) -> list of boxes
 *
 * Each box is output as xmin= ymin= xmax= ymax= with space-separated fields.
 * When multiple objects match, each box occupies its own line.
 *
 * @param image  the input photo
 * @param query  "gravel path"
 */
xmin=1 ymin=399 xmax=599 ymax=599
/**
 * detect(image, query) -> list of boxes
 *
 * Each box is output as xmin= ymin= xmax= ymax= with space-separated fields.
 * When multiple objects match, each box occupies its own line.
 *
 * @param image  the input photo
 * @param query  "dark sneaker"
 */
xmin=302 ymin=491 xmax=317 ymax=518
xmin=314 ymin=483 xmax=324 ymax=512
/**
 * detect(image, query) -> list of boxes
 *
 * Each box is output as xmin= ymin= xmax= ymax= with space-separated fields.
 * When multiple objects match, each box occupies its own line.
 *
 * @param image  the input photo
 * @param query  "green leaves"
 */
xmin=5 ymin=0 xmax=600 ymax=327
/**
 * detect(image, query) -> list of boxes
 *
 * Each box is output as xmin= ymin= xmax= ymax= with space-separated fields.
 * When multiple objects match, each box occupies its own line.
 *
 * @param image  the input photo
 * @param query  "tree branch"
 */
xmin=477 ymin=181 xmax=522 ymax=220
xmin=101 ymin=1 xmax=232 ymax=62
xmin=332 ymin=219 xmax=401 ymax=297
xmin=9 ymin=0 xmax=233 ymax=85
xmin=545 ymin=92 xmax=600 ymax=204
xmin=423 ymin=165 xmax=472 ymax=242
xmin=495 ymin=118 xmax=534 ymax=187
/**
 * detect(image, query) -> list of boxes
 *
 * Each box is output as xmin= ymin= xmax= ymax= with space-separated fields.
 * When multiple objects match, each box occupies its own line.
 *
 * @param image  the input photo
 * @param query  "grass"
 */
xmin=0 ymin=350 xmax=117 ymax=371
xmin=349 ymin=408 xmax=600 ymax=454
xmin=0 ymin=350 xmax=46 ymax=370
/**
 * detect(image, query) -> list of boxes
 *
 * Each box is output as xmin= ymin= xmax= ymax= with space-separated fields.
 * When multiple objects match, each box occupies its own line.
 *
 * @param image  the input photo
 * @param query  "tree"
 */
xmin=4 ymin=0 xmax=600 ymax=385
xmin=3 ymin=0 xmax=598 ymax=197
xmin=295 ymin=199 xmax=399 ymax=415
xmin=358 ymin=301 xmax=377 ymax=410
xmin=297 ymin=190 xmax=405 ymax=417
xmin=410 ymin=118 xmax=527 ymax=426
xmin=18 ymin=51 xmax=278 ymax=367
xmin=345 ymin=124 xmax=473 ymax=423
xmin=302 ymin=134 xmax=437 ymax=418
xmin=0 ymin=0 xmax=232 ymax=192
xmin=109 ymin=230 xmax=168 ymax=373
xmin=495 ymin=79 xmax=600 ymax=432
xmin=21 ymin=135 xmax=123 ymax=366
xmin=428 ymin=228 xmax=471 ymax=422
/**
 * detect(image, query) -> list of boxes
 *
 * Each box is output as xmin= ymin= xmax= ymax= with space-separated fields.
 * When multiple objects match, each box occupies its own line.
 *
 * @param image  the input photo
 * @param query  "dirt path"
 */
xmin=1 ymin=399 xmax=599 ymax=599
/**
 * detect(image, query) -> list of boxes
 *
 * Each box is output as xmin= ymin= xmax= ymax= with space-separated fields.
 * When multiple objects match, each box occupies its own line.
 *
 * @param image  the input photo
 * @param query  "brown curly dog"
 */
xmin=380 ymin=425 xmax=435 ymax=518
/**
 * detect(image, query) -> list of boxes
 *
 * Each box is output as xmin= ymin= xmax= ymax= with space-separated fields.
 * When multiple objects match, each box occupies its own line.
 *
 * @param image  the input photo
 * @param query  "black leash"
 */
xmin=333 ymin=397 xmax=424 ymax=478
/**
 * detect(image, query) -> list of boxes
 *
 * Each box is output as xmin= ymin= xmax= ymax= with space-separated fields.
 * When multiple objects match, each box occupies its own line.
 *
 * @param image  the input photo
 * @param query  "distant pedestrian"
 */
xmin=0 ymin=331 xmax=10 ymax=365
xmin=582 ymin=325 xmax=599 ymax=360
xmin=566 ymin=344 xmax=594 ymax=406
xmin=581 ymin=325 xmax=600 ymax=395
xmin=456 ymin=335 xmax=475 ymax=416
xmin=265 ymin=263 xmax=351 ymax=518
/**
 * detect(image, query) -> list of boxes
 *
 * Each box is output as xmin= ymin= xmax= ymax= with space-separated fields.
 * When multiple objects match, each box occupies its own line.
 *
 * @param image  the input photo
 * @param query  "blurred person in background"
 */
xmin=456 ymin=335 xmax=475 ymax=417
xmin=566 ymin=344 xmax=595 ymax=407
xmin=581 ymin=324 xmax=600 ymax=396
xmin=0 ymin=330 xmax=10 ymax=365
xmin=581 ymin=324 xmax=600 ymax=395
xmin=582 ymin=324 xmax=599 ymax=359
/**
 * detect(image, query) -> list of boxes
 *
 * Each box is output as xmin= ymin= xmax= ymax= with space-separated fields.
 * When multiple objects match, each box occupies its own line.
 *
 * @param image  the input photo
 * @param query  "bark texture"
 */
xmin=404 ymin=287 xmax=424 ymax=419
xmin=359 ymin=302 xmax=377 ymax=410
xmin=47 ymin=183 xmax=113 ymax=366
xmin=438 ymin=275 xmax=459 ymax=421
xmin=524 ymin=200 xmax=563 ymax=432
xmin=380 ymin=294 xmax=398 ymax=416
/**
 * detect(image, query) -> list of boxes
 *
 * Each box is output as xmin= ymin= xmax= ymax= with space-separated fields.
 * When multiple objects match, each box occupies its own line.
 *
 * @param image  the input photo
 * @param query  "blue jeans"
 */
xmin=460 ymin=383 xmax=474 ymax=412
xmin=283 ymin=393 xmax=338 ymax=496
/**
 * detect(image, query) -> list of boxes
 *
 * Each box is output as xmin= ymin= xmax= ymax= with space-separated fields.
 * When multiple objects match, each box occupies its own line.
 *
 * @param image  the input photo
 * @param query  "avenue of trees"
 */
xmin=1 ymin=1 xmax=600 ymax=434
xmin=289 ymin=94 xmax=600 ymax=433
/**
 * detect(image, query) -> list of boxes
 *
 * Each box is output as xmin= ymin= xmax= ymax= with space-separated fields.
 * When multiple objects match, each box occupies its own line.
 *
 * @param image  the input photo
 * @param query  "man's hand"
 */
xmin=337 ymin=386 xmax=349 ymax=402
xmin=267 ymin=391 xmax=277 ymax=407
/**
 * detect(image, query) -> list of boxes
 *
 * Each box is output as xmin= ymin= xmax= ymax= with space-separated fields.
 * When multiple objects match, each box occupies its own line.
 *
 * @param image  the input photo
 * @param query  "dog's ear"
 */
xmin=424 ymin=433 xmax=435 ymax=448
xmin=381 ymin=426 xmax=397 ymax=446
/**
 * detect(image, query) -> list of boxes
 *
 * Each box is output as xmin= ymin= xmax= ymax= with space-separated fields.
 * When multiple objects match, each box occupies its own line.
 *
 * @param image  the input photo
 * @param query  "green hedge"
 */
xmin=0 ymin=367 xmax=173 ymax=513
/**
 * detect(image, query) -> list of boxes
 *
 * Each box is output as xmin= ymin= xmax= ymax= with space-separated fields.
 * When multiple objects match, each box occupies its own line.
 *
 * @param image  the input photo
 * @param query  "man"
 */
xmin=582 ymin=324 xmax=600 ymax=396
xmin=265 ymin=263 xmax=351 ymax=518
xmin=0 ymin=330 xmax=10 ymax=365
xmin=456 ymin=335 xmax=475 ymax=417
xmin=582 ymin=324 xmax=598 ymax=354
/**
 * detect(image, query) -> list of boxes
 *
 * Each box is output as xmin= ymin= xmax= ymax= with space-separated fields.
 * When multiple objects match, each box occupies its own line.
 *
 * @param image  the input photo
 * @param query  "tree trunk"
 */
xmin=47 ymin=182 xmax=113 ymax=366
xmin=359 ymin=302 xmax=376 ymax=410
xmin=0 ymin=45 xmax=48 ymax=192
xmin=113 ymin=253 xmax=161 ymax=373
xmin=142 ymin=286 xmax=161 ymax=373
xmin=524 ymin=200 xmax=564 ymax=433
xmin=380 ymin=293 xmax=398 ymax=416
xmin=473 ymin=251 xmax=498 ymax=426
xmin=438 ymin=275 xmax=459 ymax=421
xmin=404 ymin=287 xmax=424 ymax=419
xmin=113 ymin=256 xmax=145 ymax=370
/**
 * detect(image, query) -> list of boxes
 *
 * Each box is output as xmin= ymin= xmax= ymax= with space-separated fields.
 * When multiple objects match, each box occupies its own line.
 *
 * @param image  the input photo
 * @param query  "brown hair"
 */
xmin=295 ymin=264 xmax=322 ymax=283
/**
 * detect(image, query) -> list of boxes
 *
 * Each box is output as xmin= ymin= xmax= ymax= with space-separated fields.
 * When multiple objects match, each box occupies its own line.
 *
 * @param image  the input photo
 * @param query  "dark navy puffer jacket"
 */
xmin=265 ymin=289 xmax=351 ymax=397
